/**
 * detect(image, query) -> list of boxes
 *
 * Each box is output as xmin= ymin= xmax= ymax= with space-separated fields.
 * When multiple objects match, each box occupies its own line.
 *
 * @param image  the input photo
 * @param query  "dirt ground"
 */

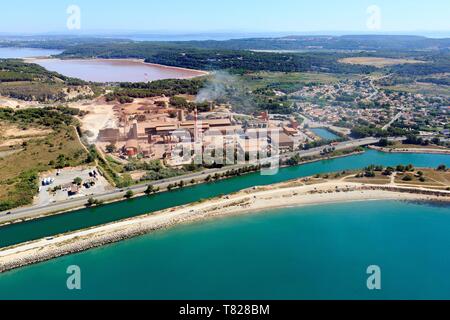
xmin=0 ymin=122 xmax=52 ymax=149
xmin=339 ymin=57 xmax=425 ymax=68
xmin=2 ymin=125 xmax=52 ymax=138
xmin=0 ymin=96 xmax=41 ymax=109
xmin=72 ymin=97 xmax=119 ymax=144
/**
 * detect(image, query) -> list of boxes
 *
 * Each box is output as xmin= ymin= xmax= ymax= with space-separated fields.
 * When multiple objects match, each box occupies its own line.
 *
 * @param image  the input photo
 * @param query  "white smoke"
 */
xmin=195 ymin=71 xmax=257 ymax=114
xmin=196 ymin=71 xmax=238 ymax=103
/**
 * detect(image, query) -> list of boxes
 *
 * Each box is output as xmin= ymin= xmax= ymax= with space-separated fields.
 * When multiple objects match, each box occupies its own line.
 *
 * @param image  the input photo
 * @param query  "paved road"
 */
xmin=0 ymin=137 xmax=383 ymax=224
xmin=382 ymin=110 xmax=404 ymax=131
xmin=367 ymin=74 xmax=391 ymax=100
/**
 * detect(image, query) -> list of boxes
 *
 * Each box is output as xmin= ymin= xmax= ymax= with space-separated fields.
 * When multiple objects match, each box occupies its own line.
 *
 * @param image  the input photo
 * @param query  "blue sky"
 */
xmin=1 ymin=0 xmax=449 ymax=35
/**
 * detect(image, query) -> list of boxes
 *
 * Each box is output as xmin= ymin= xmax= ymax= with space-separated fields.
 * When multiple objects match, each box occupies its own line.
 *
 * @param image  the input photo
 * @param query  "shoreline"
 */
xmin=24 ymin=57 xmax=209 ymax=79
xmin=369 ymin=145 xmax=450 ymax=155
xmin=1 ymin=180 xmax=449 ymax=273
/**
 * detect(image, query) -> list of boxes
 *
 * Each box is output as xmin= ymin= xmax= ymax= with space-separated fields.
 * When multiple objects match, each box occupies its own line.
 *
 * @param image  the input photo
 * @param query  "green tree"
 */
xmin=378 ymin=138 xmax=391 ymax=147
xmin=383 ymin=167 xmax=395 ymax=176
xmin=402 ymin=175 xmax=413 ymax=182
xmin=169 ymin=96 xmax=189 ymax=108
xmin=106 ymin=144 xmax=116 ymax=153
xmin=125 ymin=190 xmax=134 ymax=199
xmin=286 ymin=154 xmax=301 ymax=166
xmin=86 ymin=197 xmax=96 ymax=207
xmin=432 ymin=137 xmax=441 ymax=145
xmin=145 ymin=185 xmax=155 ymax=195
xmin=56 ymin=154 xmax=67 ymax=169
xmin=87 ymin=197 xmax=99 ymax=207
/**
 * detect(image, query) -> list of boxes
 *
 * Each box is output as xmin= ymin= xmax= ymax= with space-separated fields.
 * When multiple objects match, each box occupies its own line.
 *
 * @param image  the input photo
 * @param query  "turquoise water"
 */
xmin=1 ymin=150 xmax=449 ymax=248
xmin=1 ymin=201 xmax=449 ymax=300
xmin=0 ymin=47 xmax=62 ymax=58
xmin=310 ymin=128 xmax=340 ymax=140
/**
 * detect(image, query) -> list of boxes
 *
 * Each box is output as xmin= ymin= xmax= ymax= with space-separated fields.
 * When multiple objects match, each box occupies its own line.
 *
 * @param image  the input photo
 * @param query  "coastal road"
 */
xmin=0 ymin=137 xmax=384 ymax=224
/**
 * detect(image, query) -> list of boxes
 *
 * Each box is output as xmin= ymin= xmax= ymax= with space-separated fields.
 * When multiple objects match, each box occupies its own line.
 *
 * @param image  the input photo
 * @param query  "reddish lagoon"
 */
xmin=31 ymin=58 xmax=207 ymax=83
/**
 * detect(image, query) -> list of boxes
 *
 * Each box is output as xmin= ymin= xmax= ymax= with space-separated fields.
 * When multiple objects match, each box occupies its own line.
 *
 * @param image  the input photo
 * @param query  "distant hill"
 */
xmin=2 ymin=35 xmax=449 ymax=76
xmin=0 ymin=59 xmax=96 ymax=102
xmin=170 ymin=35 xmax=450 ymax=51
xmin=2 ymin=34 xmax=449 ymax=52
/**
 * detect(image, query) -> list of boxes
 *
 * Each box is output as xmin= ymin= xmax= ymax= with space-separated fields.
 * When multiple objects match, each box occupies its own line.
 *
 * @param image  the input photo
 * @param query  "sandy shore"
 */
xmin=1 ymin=179 xmax=449 ymax=273
xmin=77 ymin=58 xmax=209 ymax=77
xmin=25 ymin=57 xmax=209 ymax=78
xmin=369 ymin=145 xmax=450 ymax=155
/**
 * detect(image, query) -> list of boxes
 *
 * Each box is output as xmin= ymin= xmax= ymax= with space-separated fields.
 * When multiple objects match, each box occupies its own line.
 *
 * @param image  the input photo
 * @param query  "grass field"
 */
xmin=345 ymin=171 xmax=391 ymax=185
xmin=344 ymin=167 xmax=449 ymax=189
xmin=387 ymin=142 xmax=449 ymax=150
xmin=241 ymin=71 xmax=358 ymax=93
xmin=339 ymin=57 xmax=425 ymax=68
xmin=0 ymin=125 xmax=90 ymax=211
xmin=395 ymin=169 xmax=450 ymax=189
xmin=0 ymin=122 xmax=52 ymax=151
xmin=382 ymin=82 xmax=450 ymax=98
xmin=0 ymin=81 xmax=65 ymax=102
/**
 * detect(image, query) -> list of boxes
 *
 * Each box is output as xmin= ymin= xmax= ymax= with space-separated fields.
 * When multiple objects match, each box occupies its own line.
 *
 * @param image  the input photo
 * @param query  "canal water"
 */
xmin=310 ymin=128 xmax=340 ymax=141
xmin=1 ymin=150 xmax=449 ymax=248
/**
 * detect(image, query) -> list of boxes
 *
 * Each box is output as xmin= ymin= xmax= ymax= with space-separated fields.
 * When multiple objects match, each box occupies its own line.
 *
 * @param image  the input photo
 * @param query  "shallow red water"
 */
xmin=33 ymin=59 xmax=206 ymax=83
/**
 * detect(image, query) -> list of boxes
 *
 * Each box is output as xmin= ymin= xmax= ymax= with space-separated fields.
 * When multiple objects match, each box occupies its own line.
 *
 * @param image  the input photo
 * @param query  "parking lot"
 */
xmin=36 ymin=167 xmax=113 ymax=207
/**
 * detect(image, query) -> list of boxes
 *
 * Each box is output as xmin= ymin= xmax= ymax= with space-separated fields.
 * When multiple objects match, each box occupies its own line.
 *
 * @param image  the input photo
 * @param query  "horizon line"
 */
xmin=1 ymin=30 xmax=450 ymax=40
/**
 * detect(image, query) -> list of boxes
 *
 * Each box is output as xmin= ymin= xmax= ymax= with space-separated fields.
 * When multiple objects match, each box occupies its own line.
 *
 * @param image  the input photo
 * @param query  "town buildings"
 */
xmin=96 ymin=98 xmax=308 ymax=166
